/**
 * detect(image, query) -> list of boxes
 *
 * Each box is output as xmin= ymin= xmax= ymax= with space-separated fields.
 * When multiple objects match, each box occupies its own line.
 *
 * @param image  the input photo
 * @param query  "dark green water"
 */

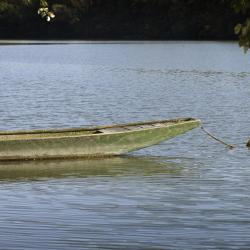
xmin=0 ymin=41 xmax=250 ymax=249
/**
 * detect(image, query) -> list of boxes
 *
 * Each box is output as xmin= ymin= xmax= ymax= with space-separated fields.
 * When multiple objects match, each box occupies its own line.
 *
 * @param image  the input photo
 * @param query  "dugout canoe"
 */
xmin=0 ymin=118 xmax=201 ymax=161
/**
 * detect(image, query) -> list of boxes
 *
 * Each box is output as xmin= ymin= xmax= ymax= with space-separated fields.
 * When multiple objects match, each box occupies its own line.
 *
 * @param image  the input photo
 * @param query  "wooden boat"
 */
xmin=0 ymin=118 xmax=201 ymax=161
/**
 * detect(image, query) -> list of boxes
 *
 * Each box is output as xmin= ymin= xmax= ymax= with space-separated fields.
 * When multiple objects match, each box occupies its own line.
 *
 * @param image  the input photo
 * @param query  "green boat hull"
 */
xmin=0 ymin=118 xmax=201 ymax=160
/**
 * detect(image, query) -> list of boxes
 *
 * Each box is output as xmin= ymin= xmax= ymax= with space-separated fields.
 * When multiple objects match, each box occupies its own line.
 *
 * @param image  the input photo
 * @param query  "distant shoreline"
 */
xmin=0 ymin=40 xmax=238 ymax=45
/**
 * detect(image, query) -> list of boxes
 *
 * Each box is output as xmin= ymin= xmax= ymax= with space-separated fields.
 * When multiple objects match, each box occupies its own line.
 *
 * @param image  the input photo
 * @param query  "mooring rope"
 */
xmin=201 ymin=126 xmax=235 ymax=149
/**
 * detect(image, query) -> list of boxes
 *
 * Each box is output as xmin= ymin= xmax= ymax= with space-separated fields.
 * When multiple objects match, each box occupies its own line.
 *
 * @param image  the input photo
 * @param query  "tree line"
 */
xmin=0 ymin=0 xmax=247 ymax=44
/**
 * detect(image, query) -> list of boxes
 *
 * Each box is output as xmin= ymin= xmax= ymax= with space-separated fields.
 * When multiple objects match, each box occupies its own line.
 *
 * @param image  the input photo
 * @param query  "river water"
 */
xmin=0 ymin=41 xmax=250 ymax=249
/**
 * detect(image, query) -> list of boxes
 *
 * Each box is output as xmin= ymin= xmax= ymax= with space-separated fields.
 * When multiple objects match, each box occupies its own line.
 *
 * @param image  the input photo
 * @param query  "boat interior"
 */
xmin=0 ymin=118 xmax=196 ymax=141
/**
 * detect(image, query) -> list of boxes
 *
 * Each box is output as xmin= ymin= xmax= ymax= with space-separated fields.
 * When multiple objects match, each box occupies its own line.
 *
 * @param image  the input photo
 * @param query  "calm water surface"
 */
xmin=0 ymin=41 xmax=250 ymax=249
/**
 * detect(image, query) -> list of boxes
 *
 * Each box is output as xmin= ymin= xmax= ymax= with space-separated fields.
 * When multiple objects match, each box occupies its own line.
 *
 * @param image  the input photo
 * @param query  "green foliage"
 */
xmin=232 ymin=0 xmax=250 ymax=51
xmin=232 ymin=0 xmax=250 ymax=13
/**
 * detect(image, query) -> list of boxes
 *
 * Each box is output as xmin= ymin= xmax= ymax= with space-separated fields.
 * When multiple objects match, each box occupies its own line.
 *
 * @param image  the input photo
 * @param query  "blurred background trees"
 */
xmin=0 ymin=0 xmax=247 ymax=46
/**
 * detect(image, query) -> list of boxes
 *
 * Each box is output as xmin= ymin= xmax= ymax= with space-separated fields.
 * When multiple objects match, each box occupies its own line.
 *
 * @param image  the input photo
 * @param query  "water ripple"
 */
xmin=0 ymin=42 xmax=250 ymax=249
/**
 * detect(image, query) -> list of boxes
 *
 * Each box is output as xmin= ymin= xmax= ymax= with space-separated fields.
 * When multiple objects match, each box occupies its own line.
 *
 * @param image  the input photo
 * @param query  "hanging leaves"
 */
xmin=232 ymin=0 xmax=250 ymax=52
xmin=38 ymin=0 xmax=55 ymax=21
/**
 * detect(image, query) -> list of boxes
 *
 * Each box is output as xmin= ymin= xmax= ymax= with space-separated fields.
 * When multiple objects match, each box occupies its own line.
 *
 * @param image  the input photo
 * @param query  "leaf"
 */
xmin=41 ymin=12 xmax=46 ymax=18
xmin=48 ymin=12 xmax=55 ymax=18
xmin=242 ymin=26 xmax=248 ymax=36
xmin=234 ymin=23 xmax=242 ymax=34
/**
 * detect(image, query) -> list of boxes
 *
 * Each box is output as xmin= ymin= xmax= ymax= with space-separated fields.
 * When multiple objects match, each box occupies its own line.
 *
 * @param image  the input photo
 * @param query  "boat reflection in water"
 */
xmin=0 ymin=156 xmax=195 ymax=181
